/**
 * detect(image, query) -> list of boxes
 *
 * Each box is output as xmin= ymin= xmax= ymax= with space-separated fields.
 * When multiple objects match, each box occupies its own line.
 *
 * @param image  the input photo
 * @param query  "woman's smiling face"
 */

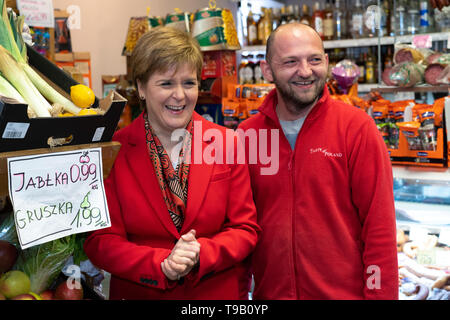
xmin=138 ymin=63 xmax=198 ymax=136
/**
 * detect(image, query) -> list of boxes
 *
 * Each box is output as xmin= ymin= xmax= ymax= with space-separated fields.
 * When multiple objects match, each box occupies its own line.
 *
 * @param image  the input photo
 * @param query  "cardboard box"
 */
xmin=61 ymin=66 xmax=84 ymax=84
xmin=0 ymin=45 xmax=126 ymax=153
xmin=200 ymin=50 xmax=237 ymax=99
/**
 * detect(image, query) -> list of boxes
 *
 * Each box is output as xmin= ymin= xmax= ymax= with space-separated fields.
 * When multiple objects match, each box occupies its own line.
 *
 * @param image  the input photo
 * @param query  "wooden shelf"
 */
xmin=0 ymin=141 xmax=121 ymax=197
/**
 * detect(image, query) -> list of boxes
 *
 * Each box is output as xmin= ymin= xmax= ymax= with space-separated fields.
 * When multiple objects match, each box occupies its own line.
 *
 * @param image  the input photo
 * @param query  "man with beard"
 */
xmin=238 ymin=23 xmax=398 ymax=300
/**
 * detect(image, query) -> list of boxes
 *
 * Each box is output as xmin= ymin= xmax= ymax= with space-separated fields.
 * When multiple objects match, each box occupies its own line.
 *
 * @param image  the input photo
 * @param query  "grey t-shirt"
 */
xmin=279 ymin=117 xmax=306 ymax=150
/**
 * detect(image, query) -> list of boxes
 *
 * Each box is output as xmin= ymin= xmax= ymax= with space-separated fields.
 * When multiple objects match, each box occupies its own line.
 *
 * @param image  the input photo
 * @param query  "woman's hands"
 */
xmin=161 ymin=229 xmax=201 ymax=281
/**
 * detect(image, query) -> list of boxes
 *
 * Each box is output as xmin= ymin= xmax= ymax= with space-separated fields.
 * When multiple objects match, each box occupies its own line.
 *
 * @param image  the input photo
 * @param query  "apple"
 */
xmin=0 ymin=240 xmax=18 ymax=273
xmin=11 ymin=293 xmax=36 ymax=300
xmin=54 ymin=280 xmax=83 ymax=300
xmin=0 ymin=270 xmax=31 ymax=299
xmin=40 ymin=289 xmax=54 ymax=300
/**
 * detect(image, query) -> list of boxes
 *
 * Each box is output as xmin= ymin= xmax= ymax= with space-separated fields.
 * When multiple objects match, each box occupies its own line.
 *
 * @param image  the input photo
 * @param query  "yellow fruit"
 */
xmin=78 ymin=108 xmax=98 ymax=116
xmin=58 ymin=112 xmax=74 ymax=117
xmin=70 ymin=84 xmax=95 ymax=108
xmin=28 ymin=291 xmax=42 ymax=300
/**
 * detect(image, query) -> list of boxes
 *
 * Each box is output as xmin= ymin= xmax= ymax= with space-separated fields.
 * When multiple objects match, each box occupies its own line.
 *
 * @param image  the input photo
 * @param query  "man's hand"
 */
xmin=161 ymin=229 xmax=201 ymax=281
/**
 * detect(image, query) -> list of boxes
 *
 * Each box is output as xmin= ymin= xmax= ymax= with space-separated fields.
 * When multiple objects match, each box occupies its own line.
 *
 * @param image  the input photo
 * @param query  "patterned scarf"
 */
xmin=144 ymin=112 xmax=192 ymax=233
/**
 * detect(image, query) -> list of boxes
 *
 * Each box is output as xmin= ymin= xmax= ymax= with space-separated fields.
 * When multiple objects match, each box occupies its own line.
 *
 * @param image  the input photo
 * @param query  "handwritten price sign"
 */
xmin=17 ymin=0 xmax=55 ymax=28
xmin=7 ymin=148 xmax=111 ymax=249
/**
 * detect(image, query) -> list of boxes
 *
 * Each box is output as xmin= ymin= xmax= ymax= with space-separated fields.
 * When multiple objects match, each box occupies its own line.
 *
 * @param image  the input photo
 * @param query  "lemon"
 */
xmin=70 ymin=84 xmax=95 ymax=108
xmin=78 ymin=108 xmax=98 ymax=116
xmin=58 ymin=112 xmax=75 ymax=117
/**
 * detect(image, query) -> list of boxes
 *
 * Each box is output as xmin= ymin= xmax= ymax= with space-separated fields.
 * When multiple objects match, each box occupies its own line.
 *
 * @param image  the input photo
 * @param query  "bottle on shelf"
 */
xmin=280 ymin=6 xmax=288 ymax=25
xmin=257 ymin=8 xmax=266 ymax=45
xmin=407 ymin=0 xmax=421 ymax=35
xmin=365 ymin=49 xmax=376 ymax=84
xmin=419 ymin=0 xmax=433 ymax=33
xmin=383 ymin=46 xmax=394 ymax=71
xmin=356 ymin=48 xmax=366 ymax=84
xmin=350 ymin=0 xmax=365 ymax=38
xmin=312 ymin=1 xmax=324 ymax=40
xmin=272 ymin=7 xmax=281 ymax=31
xmin=381 ymin=0 xmax=391 ymax=37
xmin=299 ymin=4 xmax=312 ymax=26
xmin=244 ymin=54 xmax=256 ymax=84
xmin=364 ymin=0 xmax=379 ymax=37
xmin=323 ymin=0 xmax=334 ymax=41
xmin=258 ymin=7 xmax=272 ymax=45
xmin=247 ymin=4 xmax=259 ymax=46
xmin=333 ymin=0 xmax=347 ymax=40
xmin=254 ymin=54 xmax=265 ymax=84
xmin=286 ymin=5 xmax=297 ymax=23
xmin=293 ymin=5 xmax=300 ymax=23
xmin=238 ymin=54 xmax=249 ymax=85
xmin=394 ymin=0 xmax=407 ymax=36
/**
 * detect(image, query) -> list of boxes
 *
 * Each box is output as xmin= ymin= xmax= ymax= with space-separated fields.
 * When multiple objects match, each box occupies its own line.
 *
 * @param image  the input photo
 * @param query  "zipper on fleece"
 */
xmin=287 ymin=151 xmax=299 ymax=298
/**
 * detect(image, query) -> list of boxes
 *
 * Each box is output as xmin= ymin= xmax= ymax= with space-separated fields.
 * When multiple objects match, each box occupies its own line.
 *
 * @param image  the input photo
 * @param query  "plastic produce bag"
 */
xmin=389 ymin=62 xmax=425 ymax=87
xmin=331 ymin=59 xmax=360 ymax=93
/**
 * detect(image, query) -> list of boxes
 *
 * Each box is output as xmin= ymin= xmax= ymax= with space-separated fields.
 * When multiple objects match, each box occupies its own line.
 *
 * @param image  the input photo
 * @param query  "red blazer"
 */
xmin=84 ymin=112 xmax=260 ymax=300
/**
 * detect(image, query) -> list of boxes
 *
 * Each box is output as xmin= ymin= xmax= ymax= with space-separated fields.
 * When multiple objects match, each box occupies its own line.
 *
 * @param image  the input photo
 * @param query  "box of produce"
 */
xmin=0 ymin=2 xmax=126 ymax=153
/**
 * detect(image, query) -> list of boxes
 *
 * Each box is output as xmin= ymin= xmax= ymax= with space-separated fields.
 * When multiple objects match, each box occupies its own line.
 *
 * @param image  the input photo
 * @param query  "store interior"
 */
xmin=0 ymin=0 xmax=449 ymax=301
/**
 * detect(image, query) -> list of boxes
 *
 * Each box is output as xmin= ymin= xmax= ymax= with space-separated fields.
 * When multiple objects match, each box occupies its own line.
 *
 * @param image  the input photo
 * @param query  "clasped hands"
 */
xmin=161 ymin=229 xmax=201 ymax=281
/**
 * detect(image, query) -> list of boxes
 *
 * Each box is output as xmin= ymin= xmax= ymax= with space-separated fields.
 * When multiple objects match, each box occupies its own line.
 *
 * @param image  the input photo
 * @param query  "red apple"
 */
xmin=0 ymin=240 xmax=18 ymax=273
xmin=40 ymin=290 xmax=54 ymax=300
xmin=11 ymin=293 xmax=36 ymax=300
xmin=54 ymin=280 xmax=83 ymax=300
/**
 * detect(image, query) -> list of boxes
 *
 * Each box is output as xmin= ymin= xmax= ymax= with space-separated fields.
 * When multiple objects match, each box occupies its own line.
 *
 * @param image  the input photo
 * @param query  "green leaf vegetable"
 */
xmin=15 ymin=235 xmax=76 ymax=294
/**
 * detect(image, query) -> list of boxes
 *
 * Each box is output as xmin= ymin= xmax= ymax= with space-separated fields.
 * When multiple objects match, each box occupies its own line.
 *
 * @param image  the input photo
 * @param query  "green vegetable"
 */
xmin=15 ymin=235 xmax=76 ymax=294
xmin=0 ymin=0 xmax=82 ymax=116
xmin=0 ymin=73 xmax=25 ymax=103
xmin=0 ymin=212 xmax=19 ymax=247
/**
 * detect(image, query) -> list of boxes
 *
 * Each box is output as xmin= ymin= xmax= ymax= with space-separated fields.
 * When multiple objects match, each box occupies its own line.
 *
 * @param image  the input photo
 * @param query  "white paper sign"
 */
xmin=17 ymin=0 xmax=55 ymax=28
xmin=7 ymin=148 xmax=111 ymax=249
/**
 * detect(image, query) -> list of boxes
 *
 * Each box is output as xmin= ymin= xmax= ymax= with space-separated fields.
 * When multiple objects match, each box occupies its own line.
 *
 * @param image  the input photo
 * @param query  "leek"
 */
xmin=0 ymin=1 xmax=82 ymax=116
xmin=7 ymin=10 xmax=82 ymax=115
xmin=0 ymin=73 xmax=25 ymax=103
xmin=0 ymin=45 xmax=51 ymax=117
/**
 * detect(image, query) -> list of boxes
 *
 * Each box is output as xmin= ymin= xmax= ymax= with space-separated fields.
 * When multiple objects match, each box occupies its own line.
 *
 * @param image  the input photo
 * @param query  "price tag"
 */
xmin=412 ymin=35 xmax=432 ymax=49
xmin=7 ymin=148 xmax=111 ymax=249
xmin=395 ymin=91 xmax=415 ymax=102
xmin=16 ymin=0 xmax=55 ymax=28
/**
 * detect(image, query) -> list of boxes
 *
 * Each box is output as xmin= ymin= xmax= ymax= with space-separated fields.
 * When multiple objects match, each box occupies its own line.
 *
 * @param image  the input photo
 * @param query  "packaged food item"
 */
xmin=432 ymin=96 xmax=447 ymax=127
xmin=372 ymin=103 xmax=390 ymax=147
xmin=397 ymin=121 xmax=422 ymax=150
xmin=389 ymin=62 xmax=425 ymax=87
xmin=418 ymin=124 xmax=437 ymax=151
xmin=415 ymin=104 xmax=437 ymax=151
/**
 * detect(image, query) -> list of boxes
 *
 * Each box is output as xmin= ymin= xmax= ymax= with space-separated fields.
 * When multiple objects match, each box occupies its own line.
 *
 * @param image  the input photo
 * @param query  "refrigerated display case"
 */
xmin=393 ymin=165 xmax=450 ymax=234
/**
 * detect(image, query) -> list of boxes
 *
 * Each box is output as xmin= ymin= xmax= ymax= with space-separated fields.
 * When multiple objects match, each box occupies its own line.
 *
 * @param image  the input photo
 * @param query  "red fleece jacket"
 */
xmin=238 ymin=87 xmax=398 ymax=300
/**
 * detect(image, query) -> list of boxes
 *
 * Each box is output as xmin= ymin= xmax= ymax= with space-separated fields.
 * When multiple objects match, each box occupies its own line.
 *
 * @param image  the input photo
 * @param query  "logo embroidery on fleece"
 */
xmin=310 ymin=147 xmax=343 ymax=158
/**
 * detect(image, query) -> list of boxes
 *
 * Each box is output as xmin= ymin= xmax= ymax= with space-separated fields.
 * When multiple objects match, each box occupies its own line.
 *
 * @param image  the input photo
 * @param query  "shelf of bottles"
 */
xmin=240 ymin=31 xmax=449 ymax=52
xmin=237 ymin=0 xmax=449 ymax=91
